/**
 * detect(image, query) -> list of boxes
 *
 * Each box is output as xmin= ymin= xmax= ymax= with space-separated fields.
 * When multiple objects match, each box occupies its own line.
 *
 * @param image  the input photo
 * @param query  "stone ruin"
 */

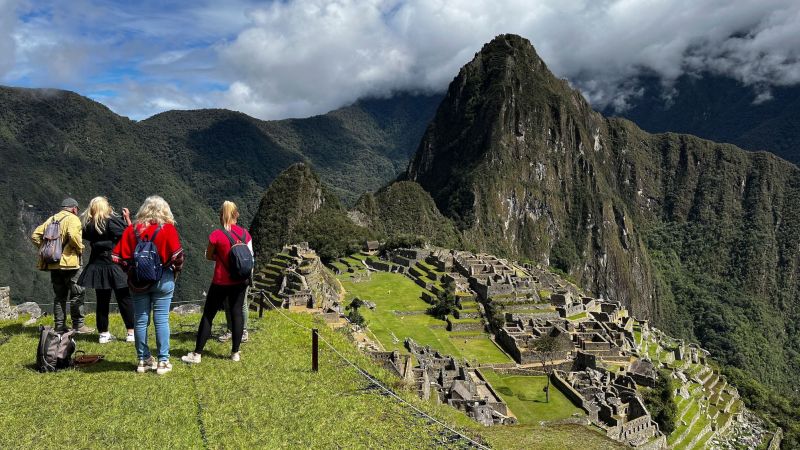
xmin=451 ymin=251 xmax=537 ymax=301
xmin=552 ymin=366 xmax=665 ymax=448
xmin=276 ymin=244 xmax=341 ymax=312
xmin=405 ymin=339 xmax=516 ymax=426
xmin=0 ymin=287 xmax=43 ymax=323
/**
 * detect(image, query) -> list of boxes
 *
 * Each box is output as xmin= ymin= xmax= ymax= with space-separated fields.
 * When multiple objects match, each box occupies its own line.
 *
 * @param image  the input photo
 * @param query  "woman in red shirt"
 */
xmin=112 ymin=195 xmax=184 ymax=375
xmin=182 ymin=201 xmax=252 ymax=364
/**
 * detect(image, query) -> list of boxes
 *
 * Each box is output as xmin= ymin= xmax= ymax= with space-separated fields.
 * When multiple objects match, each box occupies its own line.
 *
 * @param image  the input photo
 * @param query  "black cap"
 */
xmin=61 ymin=197 xmax=79 ymax=208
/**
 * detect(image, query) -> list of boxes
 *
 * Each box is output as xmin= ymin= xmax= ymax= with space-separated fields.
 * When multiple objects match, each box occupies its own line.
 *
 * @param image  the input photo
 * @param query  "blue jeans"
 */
xmin=132 ymin=270 xmax=174 ymax=361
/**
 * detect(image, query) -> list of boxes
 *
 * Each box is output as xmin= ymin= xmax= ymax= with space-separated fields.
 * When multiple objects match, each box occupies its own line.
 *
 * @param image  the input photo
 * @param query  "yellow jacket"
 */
xmin=31 ymin=210 xmax=84 ymax=270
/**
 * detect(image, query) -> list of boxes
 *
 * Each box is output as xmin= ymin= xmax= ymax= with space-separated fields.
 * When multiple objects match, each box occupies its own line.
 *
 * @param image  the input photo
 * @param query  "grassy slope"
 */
xmin=338 ymin=271 xmax=512 ymax=364
xmin=0 ymin=312 xmax=624 ymax=449
xmin=481 ymin=370 xmax=584 ymax=423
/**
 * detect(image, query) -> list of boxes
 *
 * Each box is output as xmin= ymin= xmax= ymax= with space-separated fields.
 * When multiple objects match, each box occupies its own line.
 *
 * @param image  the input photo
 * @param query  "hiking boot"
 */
xmin=181 ymin=352 xmax=202 ymax=364
xmin=231 ymin=352 xmax=241 ymax=362
xmin=218 ymin=331 xmax=232 ymax=343
xmin=136 ymin=356 xmax=157 ymax=373
xmin=242 ymin=330 xmax=249 ymax=343
xmin=126 ymin=332 xmax=135 ymax=343
xmin=98 ymin=332 xmax=116 ymax=344
xmin=74 ymin=325 xmax=95 ymax=334
xmin=156 ymin=360 xmax=173 ymax=375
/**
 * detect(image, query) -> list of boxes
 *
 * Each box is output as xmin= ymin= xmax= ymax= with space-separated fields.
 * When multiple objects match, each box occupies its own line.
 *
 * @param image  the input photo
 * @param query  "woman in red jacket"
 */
xmin=182 ymin=200 xmax=252 ymax=364
xmin=113 ymin=195 xmax=184 ymax=375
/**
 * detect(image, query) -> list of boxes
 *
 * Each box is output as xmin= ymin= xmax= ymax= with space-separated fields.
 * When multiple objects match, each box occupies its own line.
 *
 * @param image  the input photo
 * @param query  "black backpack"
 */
xmin=222 ymin=228 xmax=253 ymax=280
xmin=36 ymin=326 xmax=76 ymax=372
xmin=133 ymin=226 xmax=163 ymax=283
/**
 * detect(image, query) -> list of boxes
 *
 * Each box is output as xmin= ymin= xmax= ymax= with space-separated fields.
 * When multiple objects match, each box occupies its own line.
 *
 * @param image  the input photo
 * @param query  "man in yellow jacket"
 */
xmin=31 ymin=198 xmax=93 ymax=333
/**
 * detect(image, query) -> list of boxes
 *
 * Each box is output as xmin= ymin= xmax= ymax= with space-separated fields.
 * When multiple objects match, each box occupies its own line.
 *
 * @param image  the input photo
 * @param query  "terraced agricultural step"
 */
xmin=704 ymin=373 xmax=719 ymax=391
xmin=670 ymin=405 xmax=703 ymax=448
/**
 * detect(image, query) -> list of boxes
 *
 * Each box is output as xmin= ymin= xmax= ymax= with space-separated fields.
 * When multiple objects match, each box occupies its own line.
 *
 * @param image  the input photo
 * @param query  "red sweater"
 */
xmin=112 ymin=222 xmax=185 ymax=272
xmin=209 ymin=225 xmax=252 ymax=285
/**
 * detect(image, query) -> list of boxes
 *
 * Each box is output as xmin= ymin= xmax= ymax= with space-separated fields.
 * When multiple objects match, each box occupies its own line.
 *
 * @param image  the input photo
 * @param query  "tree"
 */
xmin=641 ymin=369 xmax=677 ymax=434
xmin=427 ymin=279 xmax=458 ymax=320
xmin=346 ymin=297 xmax=366 ymax=326
xmin=529 ymin=333 xmax=572 ymax=403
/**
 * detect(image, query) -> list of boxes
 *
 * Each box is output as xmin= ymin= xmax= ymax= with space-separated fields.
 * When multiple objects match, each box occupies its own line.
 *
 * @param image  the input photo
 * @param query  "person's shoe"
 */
xmin=218 ymin=331 xmax=232 ymax=343
xmin=126 ymin=332 xmax=135 ymax=343
xmin=156 ymin=360 xmax=173 ymax=375
xmin=136 ymin=356 xmax=157 ymax=373
xmin=231 ymin=352 xmax=241 ymax=362
xmin=74 ymin=325 xmax=95 ymax=334
xmin=98 ymin=332 xmax=116 ymax=344
xmin=181 ymin=352 xmax=202 ymax=364
xmin=241 ymin=330 xmax=249 ymax=343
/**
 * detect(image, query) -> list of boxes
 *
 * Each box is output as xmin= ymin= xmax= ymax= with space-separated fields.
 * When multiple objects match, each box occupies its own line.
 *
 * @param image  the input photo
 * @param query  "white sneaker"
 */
xmin=98 ymin=332 xmax=115 ymax=344
xmin=126 ymin=332 xmax=135 ymax=343
xmin=156 ymin=360 xmax=173 ymax=375
xmin=181 ymin=352 xmax=202 ymax=364
xmin=231 ymin=352 xmax=241 ymax=362
xmin=218 ymin=331 xmax=232 ymax=343
xmin=136 ymin=356 xmax=157 ymax=373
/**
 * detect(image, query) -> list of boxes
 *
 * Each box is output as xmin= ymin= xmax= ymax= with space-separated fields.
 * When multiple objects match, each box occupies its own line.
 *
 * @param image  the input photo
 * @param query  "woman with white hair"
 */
xmin=113 ymin=195 xmax=184 ymax=375
xmin=79 ymin=196 xmax=134 ymax=343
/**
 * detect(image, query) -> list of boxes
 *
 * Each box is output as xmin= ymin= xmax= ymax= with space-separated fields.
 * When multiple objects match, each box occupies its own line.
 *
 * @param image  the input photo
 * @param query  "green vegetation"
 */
xmin=641 ymin=369 xmax=678 ymax=435
xmin=339 ymin=271 xmax=511 ymax=364
xmin=346 ymin=297 xmax=367 ymax=326
xmin=426 ymin=279 xmax=458 ymax=320
xmin=482 ymin=370 xmax=585 ymax=423
xmin=0 ymin=312 xmax=474 ymax=448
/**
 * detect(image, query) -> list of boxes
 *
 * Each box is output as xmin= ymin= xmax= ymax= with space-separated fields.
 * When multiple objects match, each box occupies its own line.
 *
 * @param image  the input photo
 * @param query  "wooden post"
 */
xmin=312 ymin=328 xmax=319 ymax=372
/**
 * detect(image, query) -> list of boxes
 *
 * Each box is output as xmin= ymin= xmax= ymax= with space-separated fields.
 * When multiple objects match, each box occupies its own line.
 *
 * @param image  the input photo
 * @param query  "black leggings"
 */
xmin=96 ymin=287 xmax=134 ymax=332
xmin=195 ymin=283 xmax=247 ymax=354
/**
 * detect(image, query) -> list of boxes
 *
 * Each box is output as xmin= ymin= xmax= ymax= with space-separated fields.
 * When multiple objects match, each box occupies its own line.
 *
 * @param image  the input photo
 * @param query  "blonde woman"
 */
xmin=78 ymin=196 xmax=134 ymax=343
xmin=182 ymin=201 xmax=252 ymax=364
xmin=112 ymin=196 xmax=184 ymax=375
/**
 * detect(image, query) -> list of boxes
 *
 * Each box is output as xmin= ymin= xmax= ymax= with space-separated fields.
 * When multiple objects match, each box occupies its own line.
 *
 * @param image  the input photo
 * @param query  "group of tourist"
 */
xmin=31 ymin=195 xmax=253 ymax=374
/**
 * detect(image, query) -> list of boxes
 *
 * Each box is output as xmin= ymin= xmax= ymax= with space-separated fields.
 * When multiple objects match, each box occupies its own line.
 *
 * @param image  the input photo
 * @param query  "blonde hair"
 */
xmin=136 ymin=195 xmax=175 ymax=226
xmin=220 ymin=201 xmax=239 ymax=230
xmin=81 ymin=196 xmax=114 ymax=233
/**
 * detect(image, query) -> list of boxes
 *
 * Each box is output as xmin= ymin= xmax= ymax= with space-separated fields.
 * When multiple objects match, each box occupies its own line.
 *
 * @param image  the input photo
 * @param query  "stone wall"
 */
xmin=0 ymin=287 xmax=16 ymax=320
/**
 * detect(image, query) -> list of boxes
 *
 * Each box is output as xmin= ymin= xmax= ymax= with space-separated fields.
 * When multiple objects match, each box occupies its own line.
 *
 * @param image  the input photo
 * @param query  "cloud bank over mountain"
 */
xmin=1 ymin=0 xmax=798 ymax=119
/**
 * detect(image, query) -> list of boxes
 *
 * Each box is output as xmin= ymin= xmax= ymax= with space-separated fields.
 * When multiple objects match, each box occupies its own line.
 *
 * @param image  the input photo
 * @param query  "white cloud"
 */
xmin=3 ymin=0 xmax=800 ymax=119
xmin=218 ymin=0 xmax=800 ymax=118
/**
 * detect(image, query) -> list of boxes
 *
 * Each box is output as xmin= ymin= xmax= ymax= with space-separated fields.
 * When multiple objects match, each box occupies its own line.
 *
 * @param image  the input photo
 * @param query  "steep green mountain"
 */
xmin=604 ymin=73 xmax=800 ymax=165
xmin=352 ymin=181 xmax=461 ymax=248
xmin=249 ymin=162 xmax=373 ymax=262
xmin=0 ymin=86 xmax=439 ymax=303
xmin=404 ymin=34 xmax=800 ymax=415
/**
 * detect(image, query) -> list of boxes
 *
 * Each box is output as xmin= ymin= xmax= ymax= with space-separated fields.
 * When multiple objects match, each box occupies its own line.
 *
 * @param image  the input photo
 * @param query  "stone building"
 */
xmin=405 ymin=339 xmax=516 ymax=426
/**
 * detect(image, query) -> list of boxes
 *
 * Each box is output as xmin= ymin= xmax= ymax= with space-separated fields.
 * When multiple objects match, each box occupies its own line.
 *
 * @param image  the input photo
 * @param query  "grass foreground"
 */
xmin=0 ymin=310 xmax=623 ymax=449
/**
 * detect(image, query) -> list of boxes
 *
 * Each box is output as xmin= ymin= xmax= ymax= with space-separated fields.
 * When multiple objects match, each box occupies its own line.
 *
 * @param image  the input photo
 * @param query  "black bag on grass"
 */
xmin=36 ymin=326 xmax=76 ymax=372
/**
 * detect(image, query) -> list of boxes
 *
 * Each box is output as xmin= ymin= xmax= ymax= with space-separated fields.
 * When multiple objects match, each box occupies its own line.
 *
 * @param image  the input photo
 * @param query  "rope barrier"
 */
xmin=254 ymin=290 xmax=489 ymax=450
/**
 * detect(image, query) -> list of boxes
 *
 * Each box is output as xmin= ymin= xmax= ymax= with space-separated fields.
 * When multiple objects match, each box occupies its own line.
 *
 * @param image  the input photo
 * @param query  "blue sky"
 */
xmin=1 ymin=0 xmax=799 ymax=120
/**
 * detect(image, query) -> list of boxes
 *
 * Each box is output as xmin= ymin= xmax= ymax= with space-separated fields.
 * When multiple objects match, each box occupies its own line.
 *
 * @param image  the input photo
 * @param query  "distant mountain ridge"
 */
xmin=604 ymin=73 xmax=800 ymax=166
xmin=0 ymin=86 xmax=440 ymax=303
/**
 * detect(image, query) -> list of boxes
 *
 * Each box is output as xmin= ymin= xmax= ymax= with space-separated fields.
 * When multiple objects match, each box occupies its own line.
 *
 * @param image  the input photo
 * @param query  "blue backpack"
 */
xmin=133 ymin=225 xmax=163 ymax=283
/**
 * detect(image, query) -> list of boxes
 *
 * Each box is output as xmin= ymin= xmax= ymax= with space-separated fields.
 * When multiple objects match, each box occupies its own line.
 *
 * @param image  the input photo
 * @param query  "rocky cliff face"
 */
xmin=406 ymin=34 xmax=800 ymax=391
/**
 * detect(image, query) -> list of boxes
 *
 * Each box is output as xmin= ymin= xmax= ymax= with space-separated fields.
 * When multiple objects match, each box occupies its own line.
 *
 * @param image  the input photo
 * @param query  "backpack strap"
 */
xmin=135 ymin=224 xmax=162 ymax=243
xmin=221 ymin=228 xmax=243 ymax=245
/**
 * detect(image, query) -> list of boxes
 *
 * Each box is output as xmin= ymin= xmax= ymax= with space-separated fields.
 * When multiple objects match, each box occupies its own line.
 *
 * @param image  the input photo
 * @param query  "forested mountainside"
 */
xmin=0 ymin=86 xmax=439 ymax=303
xmin=404 ymin=34 xmax=800 ymax=405
xmin=604 ymin=73 xmax=800 ymax=166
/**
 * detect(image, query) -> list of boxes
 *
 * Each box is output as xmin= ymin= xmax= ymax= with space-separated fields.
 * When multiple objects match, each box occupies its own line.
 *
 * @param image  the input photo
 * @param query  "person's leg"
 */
xmin=50 ymin=272 xmax=69 ymax=332
xmin=228 ymin=284 xmax=247 ymax=354
xmin=132 ymin=291 xmax=151 ymax=360
xmin=114 ymin=287 xmax=135 ymax=332
xmin=67 ymin=270 xmax=86 ymax=329
xmin=194 ymin=284 xmax=224 ymax=354
xmin=224 ymin=296 xmax=232 ymax=331
xmin=95 ymin=289 xmax=111 ymax=333
xmin=152 ymin=271 xmax=175 ymax=362
xmin=242 ymin=285 xmax=249 ymax=331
